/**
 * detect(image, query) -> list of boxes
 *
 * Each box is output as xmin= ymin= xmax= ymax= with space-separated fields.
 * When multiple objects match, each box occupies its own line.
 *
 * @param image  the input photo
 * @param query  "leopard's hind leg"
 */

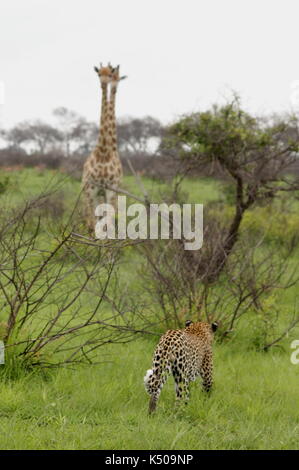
xmin=200 ymin=351 xmax=213 ymax=393
xmin=172 ymin=361 xmax=190 ymax=404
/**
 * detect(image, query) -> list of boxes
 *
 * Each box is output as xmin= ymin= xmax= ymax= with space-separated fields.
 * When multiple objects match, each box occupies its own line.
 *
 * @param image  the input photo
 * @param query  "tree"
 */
xmin=72 ymin=120 xmax=98 ymax=156
xmin=117 ymin=116 xmax=162 ymax=156
xmin=0 ymin=190 xmax=152 ymax=368
xmin=165 ymin=96 xmax=299 ymax=281
xmin=26 ymin=120 xmax=61 ymax=154
xmin=52 ymin=107 xmax=87 ymax=157
xmin=3 ymin=120 xmax=61 ymax=154
xmin=3 ymin=121 xmax=31 ymax=149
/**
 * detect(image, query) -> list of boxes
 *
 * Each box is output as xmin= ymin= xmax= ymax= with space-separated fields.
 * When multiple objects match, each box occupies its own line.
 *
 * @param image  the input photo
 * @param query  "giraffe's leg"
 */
xmin=84 ymin=184 xmax=107 ymax=236
xmin=95 ymin=187 xmax=116 ymax=240
xmin=200 ymin=352 xmax=213 ymax=393
xmin=83 ymin=184 xmax=97 ymax=234
xmin=104 ymin=188 xmax=117 ymax=231
xmin=105 ymin=188 xmax=117 ymax=209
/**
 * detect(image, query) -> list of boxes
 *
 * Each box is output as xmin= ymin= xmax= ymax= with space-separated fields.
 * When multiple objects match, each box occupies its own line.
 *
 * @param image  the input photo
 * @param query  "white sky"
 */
xmin=1 ymin=0 xmax=299 ymax=128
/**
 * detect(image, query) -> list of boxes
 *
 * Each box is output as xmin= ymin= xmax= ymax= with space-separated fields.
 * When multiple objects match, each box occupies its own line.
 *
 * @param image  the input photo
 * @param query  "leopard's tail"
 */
xmin=144 ymin=347 xmax=174 ymax=414
xmin=143 ymin=369 xmax=154 ymax=392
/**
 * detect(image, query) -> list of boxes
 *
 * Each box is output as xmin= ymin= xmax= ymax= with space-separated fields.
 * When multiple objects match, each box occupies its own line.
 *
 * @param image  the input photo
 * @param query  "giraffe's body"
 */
xmin=82 ymin=64 xmax=125 ymax=232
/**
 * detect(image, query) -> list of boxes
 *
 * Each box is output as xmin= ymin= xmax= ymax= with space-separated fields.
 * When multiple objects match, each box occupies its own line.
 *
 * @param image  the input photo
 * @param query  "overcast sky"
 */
xmin=1 ymin=0 xmax=299 ymax=128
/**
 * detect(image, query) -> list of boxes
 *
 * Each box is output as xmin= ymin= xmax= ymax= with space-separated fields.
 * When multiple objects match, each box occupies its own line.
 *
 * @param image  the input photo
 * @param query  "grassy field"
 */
xmin=0 ymin=168 xmax=299 ymax=450
xmin=1 ymin=339 xmax=299 ymax=450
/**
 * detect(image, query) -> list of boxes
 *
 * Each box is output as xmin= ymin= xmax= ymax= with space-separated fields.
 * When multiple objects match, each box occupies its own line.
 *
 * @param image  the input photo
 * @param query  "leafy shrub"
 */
xmin=0 ymin=176 xmax=10 ymax=195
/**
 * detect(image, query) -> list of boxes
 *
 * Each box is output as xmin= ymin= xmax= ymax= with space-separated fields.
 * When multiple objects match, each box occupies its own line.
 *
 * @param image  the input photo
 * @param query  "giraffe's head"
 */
xmin=110 ymin=65 xmax=127 ymax=89
xmin=94 ymin=63 xmax=114 ymax=85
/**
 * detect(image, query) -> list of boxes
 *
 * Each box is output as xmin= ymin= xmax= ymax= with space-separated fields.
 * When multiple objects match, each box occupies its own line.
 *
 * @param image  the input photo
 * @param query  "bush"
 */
xmin=0 ymin=176 xmax=10 ymax=195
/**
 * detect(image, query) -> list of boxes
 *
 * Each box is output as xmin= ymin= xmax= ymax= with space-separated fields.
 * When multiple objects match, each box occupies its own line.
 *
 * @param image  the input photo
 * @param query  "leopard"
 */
xmin=144 ymin=320 xmax=218 ymax=414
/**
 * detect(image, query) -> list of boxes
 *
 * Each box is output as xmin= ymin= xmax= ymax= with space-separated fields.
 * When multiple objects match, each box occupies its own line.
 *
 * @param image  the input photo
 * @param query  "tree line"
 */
xmin=0 ymin=107 xmax=163 ymax=159
xmin=0 ymin=97 xmax=299 ymax=183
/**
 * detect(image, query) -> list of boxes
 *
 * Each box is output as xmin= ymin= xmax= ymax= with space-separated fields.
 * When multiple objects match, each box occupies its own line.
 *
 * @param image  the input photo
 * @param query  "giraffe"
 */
xmin=82 ymin=63 xmax=125 ymax=233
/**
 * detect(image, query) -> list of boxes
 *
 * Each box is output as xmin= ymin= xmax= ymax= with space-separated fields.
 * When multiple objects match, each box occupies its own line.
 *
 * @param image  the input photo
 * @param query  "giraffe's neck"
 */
xmin=95 ymin=82 xmax=112 ymax=162
xmin=108 ymin=85 xmax=118 ymax=154
xmin=98 ymin=83 xmax=108 ymax=144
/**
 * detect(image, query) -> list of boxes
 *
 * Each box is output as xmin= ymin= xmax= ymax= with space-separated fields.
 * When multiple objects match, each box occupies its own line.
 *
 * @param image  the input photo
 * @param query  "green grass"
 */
xmin=0 ymin=167 xmax=299 ymax=450
xmin=0 ymin=339 xmax=299 ymax=450
xmin=0 ymin=169 xmax=221 ymax=209
xmin=124 ymin=174 xmax=221 ymax=203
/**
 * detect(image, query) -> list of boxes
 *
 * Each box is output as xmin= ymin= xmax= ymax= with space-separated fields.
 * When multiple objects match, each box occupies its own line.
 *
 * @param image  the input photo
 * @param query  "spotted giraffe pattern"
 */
xmin=144 ymin=321 xmax=218 ymax=414
xmin=82 ymin=63 xmax=124 ymax=232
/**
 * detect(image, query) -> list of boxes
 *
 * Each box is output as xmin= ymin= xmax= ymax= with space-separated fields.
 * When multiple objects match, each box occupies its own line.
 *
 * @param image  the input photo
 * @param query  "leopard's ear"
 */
xmin=185 ymin=320 xmax=193 ymax=327
xmin=211 ymin=322 xmax=218 ymax=332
